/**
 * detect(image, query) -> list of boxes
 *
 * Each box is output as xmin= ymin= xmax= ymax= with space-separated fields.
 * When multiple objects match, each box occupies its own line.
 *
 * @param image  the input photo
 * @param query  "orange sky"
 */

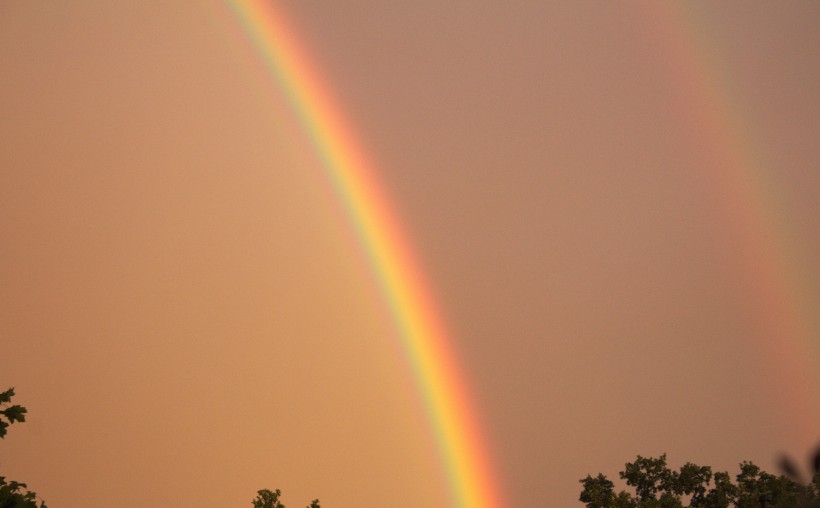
xmin=1 ymin=2 xmax=818 ymax=507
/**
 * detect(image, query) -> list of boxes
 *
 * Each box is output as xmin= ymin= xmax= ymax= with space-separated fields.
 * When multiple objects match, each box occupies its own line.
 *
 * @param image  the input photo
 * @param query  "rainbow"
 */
xmin=226 ymin=2 xmax=504 ymax=507
xmin=643 ymin=3 xmax=819 ymax=441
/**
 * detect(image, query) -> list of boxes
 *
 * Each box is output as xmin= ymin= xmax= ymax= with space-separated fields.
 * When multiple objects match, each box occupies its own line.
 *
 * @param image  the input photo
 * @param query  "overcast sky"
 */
xmin=1 ymin=2 xmax=818 ymax=507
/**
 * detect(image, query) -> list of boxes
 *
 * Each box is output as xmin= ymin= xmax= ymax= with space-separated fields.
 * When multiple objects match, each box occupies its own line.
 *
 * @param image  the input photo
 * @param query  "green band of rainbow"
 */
xmin=227 ymin=2 xmax=504 ymax=507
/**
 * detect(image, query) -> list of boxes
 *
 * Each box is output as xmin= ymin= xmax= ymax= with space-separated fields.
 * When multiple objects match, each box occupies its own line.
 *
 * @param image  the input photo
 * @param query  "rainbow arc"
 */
xmin=228 ymin=2 xmax=504 ymax=507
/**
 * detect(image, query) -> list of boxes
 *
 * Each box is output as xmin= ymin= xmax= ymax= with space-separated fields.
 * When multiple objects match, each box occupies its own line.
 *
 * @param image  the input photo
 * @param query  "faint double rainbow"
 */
xmin=227 ymin=2 xmax=503 ymax=507
xmin=643 ymin=3 xmax=819 ymax=441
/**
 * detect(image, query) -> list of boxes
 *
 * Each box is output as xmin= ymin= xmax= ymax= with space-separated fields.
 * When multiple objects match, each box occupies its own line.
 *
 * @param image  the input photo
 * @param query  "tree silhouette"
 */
xmin=252 ymin=488 xmax=321 ymax=508
xmin=580 ymin=451 xmax=820 ymax=507
xmin=0 ymin=388 xmax=46 ymax=508
xmin=252 ymin=489 xmax=285 ymax=508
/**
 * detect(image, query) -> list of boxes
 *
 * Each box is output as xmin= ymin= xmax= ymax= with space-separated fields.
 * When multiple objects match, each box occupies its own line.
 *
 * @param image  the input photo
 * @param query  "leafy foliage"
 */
xmin=253 ymin=489 xmax=285 ymax=508
xmin=0 ymin=477 xmax=45 ymax=508
xmin=0 ymin=388 xmax=27 ymax=440
xmin=252 ymin=488 xmax=321 ymax=508
xmin=580 ymin=453 xmax=820 ymax=508
xmin=0 ymin=388 xmax=45 ymax=508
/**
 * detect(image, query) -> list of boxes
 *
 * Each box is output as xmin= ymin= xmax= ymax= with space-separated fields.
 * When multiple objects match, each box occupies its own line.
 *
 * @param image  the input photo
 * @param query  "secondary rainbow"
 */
xmin=642 ymin=3 xmax=819 ymax=439
xmin=227 ymin=2 xmax=504 ymax=507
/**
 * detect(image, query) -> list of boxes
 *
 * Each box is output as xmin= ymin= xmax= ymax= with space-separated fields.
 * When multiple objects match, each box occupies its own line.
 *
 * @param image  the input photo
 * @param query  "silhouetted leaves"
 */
xmin=581 ymin=451 xmax=820 ymax=508
xmin=0 ymin=388 xmax=27 ymax=440
xmin=0 ymin=388 xmax=45 ymax=508
xmin=252 ymin=488 xmax=321 ymax=508
xmin=579 ymin=474 xmax=617 ymax=507
xmin=252 ymin=489 xmax=285 ymax=508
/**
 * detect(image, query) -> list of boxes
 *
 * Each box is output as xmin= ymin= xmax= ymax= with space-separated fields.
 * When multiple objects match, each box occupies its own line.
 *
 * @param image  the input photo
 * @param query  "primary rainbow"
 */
xmin=226 ymin=2 xmax=504 ymax=507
